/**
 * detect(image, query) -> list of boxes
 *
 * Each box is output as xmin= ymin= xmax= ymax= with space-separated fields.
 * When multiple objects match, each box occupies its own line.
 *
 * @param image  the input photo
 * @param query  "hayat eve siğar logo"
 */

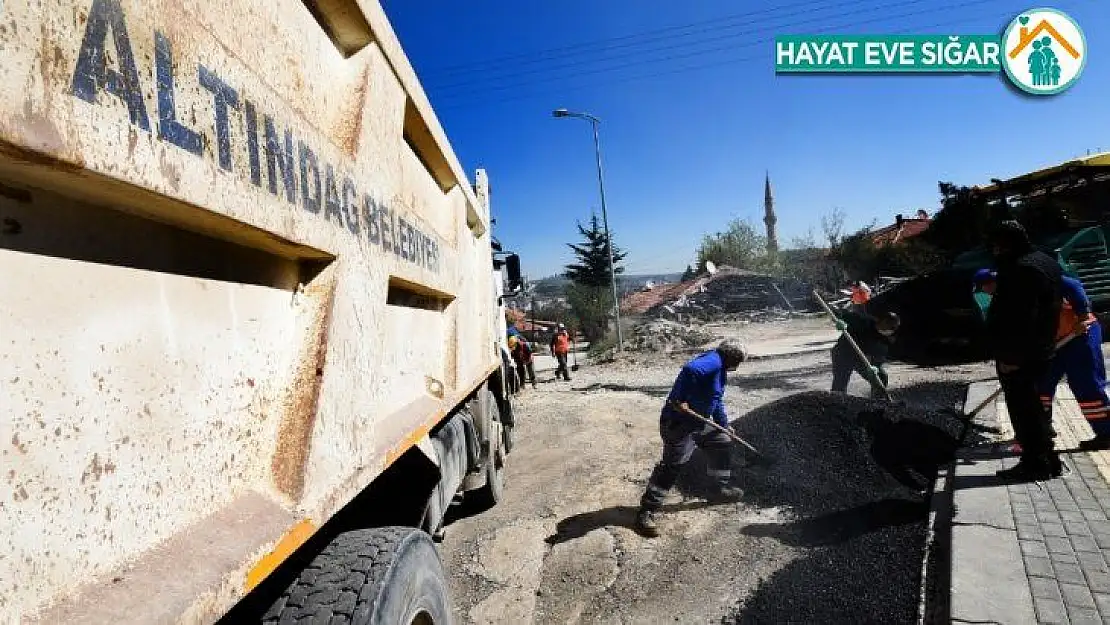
xmin=1001 ymin=8 xmax=1086 ymax=95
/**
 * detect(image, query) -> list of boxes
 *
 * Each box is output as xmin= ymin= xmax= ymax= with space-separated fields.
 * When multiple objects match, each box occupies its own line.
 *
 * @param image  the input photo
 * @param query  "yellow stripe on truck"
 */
xmin=245 ymin=519 xmax=318 ymax=592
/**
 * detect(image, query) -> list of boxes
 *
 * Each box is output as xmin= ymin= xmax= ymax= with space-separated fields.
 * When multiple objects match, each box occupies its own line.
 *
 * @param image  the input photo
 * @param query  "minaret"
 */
xmin=763 ymin=172 xmax=779 ymax=254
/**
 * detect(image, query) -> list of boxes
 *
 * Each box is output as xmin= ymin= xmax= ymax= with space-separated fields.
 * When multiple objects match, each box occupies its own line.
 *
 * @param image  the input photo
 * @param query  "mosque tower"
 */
xmin=763 ymin=172 xmax=779 ymax=255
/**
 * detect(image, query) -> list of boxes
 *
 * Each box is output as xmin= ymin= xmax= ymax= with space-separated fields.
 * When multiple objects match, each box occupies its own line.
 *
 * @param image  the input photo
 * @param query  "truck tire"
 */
xmin=469 ymin=385 xmax=505 ymax=509
xmin=470 ymin=448 xmax=504 ymax=509
xmin=502 ymin=421 xmax=514 ymax=455
xmin=263 ymin=526 xmax=452 ymax=625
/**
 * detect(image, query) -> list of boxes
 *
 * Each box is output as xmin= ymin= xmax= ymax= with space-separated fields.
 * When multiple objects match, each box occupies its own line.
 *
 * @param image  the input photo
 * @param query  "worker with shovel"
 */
xmin=635 ymin=339 xmax=748 ymax=537
xmin=829 ymin=308 xmax=900 ymax=398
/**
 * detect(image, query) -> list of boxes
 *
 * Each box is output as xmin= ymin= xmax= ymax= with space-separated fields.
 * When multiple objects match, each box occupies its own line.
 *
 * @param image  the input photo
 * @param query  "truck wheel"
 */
xmin=502 ymin=422 xmax=514 ymax=455
xmin=470 ymin=445 xmax=504 ymax=509
xmin=263 ymin=526 xmax=452 ymax=625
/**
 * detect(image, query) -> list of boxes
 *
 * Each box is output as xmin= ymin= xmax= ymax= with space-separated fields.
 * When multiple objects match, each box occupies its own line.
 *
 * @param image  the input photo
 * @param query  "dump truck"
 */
xmin=0 ymin=0 xmax=522 ymax=622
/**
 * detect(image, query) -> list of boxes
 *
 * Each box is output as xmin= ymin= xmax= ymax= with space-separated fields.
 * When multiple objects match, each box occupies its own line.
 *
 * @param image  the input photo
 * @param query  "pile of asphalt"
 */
xmin=700 ymin=389 xmax=965 ymax=624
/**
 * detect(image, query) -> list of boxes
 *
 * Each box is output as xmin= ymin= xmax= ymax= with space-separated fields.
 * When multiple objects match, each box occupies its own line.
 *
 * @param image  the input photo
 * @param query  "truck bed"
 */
xmin=0 ymin=0 xmax=499 ymax=621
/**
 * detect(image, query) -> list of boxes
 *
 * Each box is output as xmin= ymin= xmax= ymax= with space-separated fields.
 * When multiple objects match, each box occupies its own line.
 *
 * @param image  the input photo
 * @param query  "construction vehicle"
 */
xmin=956 ymin=152 xmax=1110 ymax=307
xmin=0 ymin=0 xmax=522 ymax=622
xmin=872 ymin=152 xmax=1110 ymax=363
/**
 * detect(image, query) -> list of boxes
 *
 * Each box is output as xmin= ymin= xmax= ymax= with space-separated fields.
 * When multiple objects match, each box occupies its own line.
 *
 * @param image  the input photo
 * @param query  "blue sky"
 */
xmin=381 ymin=0 xmax=1109 ymax=278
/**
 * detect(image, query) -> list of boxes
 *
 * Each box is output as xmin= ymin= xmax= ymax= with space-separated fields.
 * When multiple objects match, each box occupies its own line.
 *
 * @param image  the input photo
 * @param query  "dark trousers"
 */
xmin=515 ymin=361 xmax=536 ymax=387
xmin=554 ymin=353 xmax=571 ymax=380
xmin=831 ymin=343 xmax=887 ymax=397
xmin=1001 ymin=360 xmax=1056 ymax=461
xmin=640 ymin=417 xmax=732 ymax=511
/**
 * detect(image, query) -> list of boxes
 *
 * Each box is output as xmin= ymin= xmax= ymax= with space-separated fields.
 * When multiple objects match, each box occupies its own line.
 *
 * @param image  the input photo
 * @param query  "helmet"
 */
xmin=972 ymin=268 xmax=997 ymax=285
xmin=508 ymin=336 xmax=519 ymax=349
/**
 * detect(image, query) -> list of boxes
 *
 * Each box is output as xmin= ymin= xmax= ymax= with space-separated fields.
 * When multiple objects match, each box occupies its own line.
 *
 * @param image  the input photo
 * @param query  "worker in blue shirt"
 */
xmin=635 ymin=339 xmax=748 ymax=537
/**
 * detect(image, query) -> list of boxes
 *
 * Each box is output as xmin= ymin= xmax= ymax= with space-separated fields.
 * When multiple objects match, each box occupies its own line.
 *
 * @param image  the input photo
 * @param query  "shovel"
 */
xmin=571 ymin=330 xmax=580 ymax=372
xmin=812 ymin=289 xmax=894 ymax=402
xmin=676 ymin=404 xmax=775 ymax=466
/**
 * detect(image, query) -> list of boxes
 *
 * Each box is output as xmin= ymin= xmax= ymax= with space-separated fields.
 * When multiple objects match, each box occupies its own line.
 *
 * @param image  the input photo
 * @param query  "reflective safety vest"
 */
xmin=552 ymin=333 xmax=570 ymax=355
xmin=1057 ymin=298 xmax=1096 ymax=344
xmin=850 ymin=285 xmax=870 ymax=305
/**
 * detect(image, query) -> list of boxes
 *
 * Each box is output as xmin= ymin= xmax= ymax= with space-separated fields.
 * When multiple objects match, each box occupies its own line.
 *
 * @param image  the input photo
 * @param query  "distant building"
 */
xmin=870 ymin=210 xmax=931 ymax=246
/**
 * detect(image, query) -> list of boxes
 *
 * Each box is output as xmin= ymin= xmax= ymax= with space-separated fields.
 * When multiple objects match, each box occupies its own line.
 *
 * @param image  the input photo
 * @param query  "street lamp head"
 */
xmin=552 ymin=108 xmax=570 ymax=118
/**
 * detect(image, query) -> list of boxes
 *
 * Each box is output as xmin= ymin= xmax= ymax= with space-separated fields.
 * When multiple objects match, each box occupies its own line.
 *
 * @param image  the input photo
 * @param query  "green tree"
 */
xmin=789 ymin=229 xmax=819 ymax=250
xmin=680 ymin=264 xmax=696 ymax=281
xmin=564 ymin=212 xmax=627 ymax=288
xmin=916 ymin=182 xmax=992 ymax=260
xmin=532 ymin=300 xmax=575 ymax=327
xmin=564 ymin=213 xmax=626 ymax=343
xmin=829 ymin=228 xmax=879 ymax=281
xmin=821 ymin=208 xmax=846 ymax=248
xmin=566 ymin=284 xmax=612 ymax=343
xmin=696 ymin=218 xmax=769 ymax=272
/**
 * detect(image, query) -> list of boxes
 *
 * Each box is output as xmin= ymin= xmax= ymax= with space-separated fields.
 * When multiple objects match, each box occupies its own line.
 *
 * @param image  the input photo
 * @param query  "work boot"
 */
xmin=1049 ymin=454 xmax=1068 ymax=477
xmin=997 ymin=457 xmax=1059 ymax=483
xmin=1079 ymin=435 xmax=1110 ymax=451
xmin=635 ymin=509 xmax=660 ymax=538
xmin=707 ymin=485 xmax=744 ymax=503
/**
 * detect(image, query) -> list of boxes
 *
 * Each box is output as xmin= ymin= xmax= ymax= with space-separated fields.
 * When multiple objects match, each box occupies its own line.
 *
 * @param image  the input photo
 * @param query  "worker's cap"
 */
xmin=972 ymin=268 xmax=997 ymax=285
xmin=717 ymin=339 xmax=748 ymax=364
xmin=558 ymin=323 xmax=566 ymax=329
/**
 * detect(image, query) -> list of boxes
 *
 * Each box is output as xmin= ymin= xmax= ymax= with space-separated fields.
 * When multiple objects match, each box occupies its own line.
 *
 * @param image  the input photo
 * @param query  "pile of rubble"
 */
xmin=622 ymin=266 xmax=816 ymax=321
xmin=624 ymin=319 xmax=716 ymax=354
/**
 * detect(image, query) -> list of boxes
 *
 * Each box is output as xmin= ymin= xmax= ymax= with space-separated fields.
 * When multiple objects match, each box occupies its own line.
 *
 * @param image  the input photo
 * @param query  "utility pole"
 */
xmin=552 ymin=108 xmax=624 ymax=352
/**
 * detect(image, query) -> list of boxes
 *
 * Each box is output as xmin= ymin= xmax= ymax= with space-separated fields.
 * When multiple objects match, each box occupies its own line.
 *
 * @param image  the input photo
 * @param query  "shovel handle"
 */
xmin=965 ymin=386 xmax=1003 ymax=420
xmin=812 ymin=289 xmax=893 ymax=402
xmin=675 ymin=403 xmax=766 ymax=458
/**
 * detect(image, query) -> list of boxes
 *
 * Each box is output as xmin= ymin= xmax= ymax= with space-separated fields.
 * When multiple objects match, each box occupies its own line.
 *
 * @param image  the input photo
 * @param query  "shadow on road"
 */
xmin=544 ymin=501 xmax=717 ymax=546
xmin=726 ymin=363 xmax=833 ymax=392
xmin=574 ymin=382 xmax=673 ymax=398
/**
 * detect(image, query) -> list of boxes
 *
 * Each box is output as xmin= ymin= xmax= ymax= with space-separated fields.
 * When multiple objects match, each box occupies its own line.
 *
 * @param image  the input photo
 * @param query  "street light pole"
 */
xmin=553 ymin=108 xmax=624 ymax=352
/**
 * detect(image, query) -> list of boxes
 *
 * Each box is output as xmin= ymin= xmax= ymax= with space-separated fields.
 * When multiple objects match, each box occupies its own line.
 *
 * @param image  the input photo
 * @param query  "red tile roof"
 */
xmin=869 ymin=218 xmax=930 ymax=246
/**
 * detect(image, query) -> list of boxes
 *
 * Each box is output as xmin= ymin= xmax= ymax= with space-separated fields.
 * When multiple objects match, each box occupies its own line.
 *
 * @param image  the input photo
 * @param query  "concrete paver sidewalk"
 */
xmin=936 ymin=382 xmax=1110 ymax=624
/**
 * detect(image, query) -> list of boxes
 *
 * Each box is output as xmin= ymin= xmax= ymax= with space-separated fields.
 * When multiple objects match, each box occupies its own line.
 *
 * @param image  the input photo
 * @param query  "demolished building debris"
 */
xmin=622 ymin=266 xmax=817 ymax=320
xmin=624 ymin=319 xmax=717 ymax=354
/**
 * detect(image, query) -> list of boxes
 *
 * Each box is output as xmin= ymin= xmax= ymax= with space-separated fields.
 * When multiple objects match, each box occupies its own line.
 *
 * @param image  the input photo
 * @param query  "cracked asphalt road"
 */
xmin=439 ymin=319 xmax=992 ymax=624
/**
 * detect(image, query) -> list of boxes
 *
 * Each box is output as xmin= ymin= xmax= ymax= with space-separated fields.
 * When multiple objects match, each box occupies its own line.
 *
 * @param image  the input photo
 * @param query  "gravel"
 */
xmin=714 ymin=389 xmax=967 ymax=623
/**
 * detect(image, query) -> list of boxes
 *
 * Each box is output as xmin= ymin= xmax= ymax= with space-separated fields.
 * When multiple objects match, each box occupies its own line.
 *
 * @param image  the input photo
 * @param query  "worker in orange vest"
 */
xmin=1040 ymin=275 xmax=1110 ymax=450
xmin=508 ymin=336 xmax=537 ymax=390
xmin=849 ymin=281 xmax=872 ymax=311
xmin=550 ymin=324 xmax=572 ymax=381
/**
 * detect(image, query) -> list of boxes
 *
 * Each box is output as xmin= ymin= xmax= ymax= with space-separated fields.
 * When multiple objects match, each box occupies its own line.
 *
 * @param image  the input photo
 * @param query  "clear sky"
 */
xmin=380 ymin=0 xmax=1109 ymax=278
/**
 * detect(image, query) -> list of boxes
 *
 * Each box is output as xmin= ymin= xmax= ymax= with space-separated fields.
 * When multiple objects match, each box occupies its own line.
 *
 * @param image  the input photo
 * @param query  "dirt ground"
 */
xmin=441 ymin=318 xmax=992 ymax=624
